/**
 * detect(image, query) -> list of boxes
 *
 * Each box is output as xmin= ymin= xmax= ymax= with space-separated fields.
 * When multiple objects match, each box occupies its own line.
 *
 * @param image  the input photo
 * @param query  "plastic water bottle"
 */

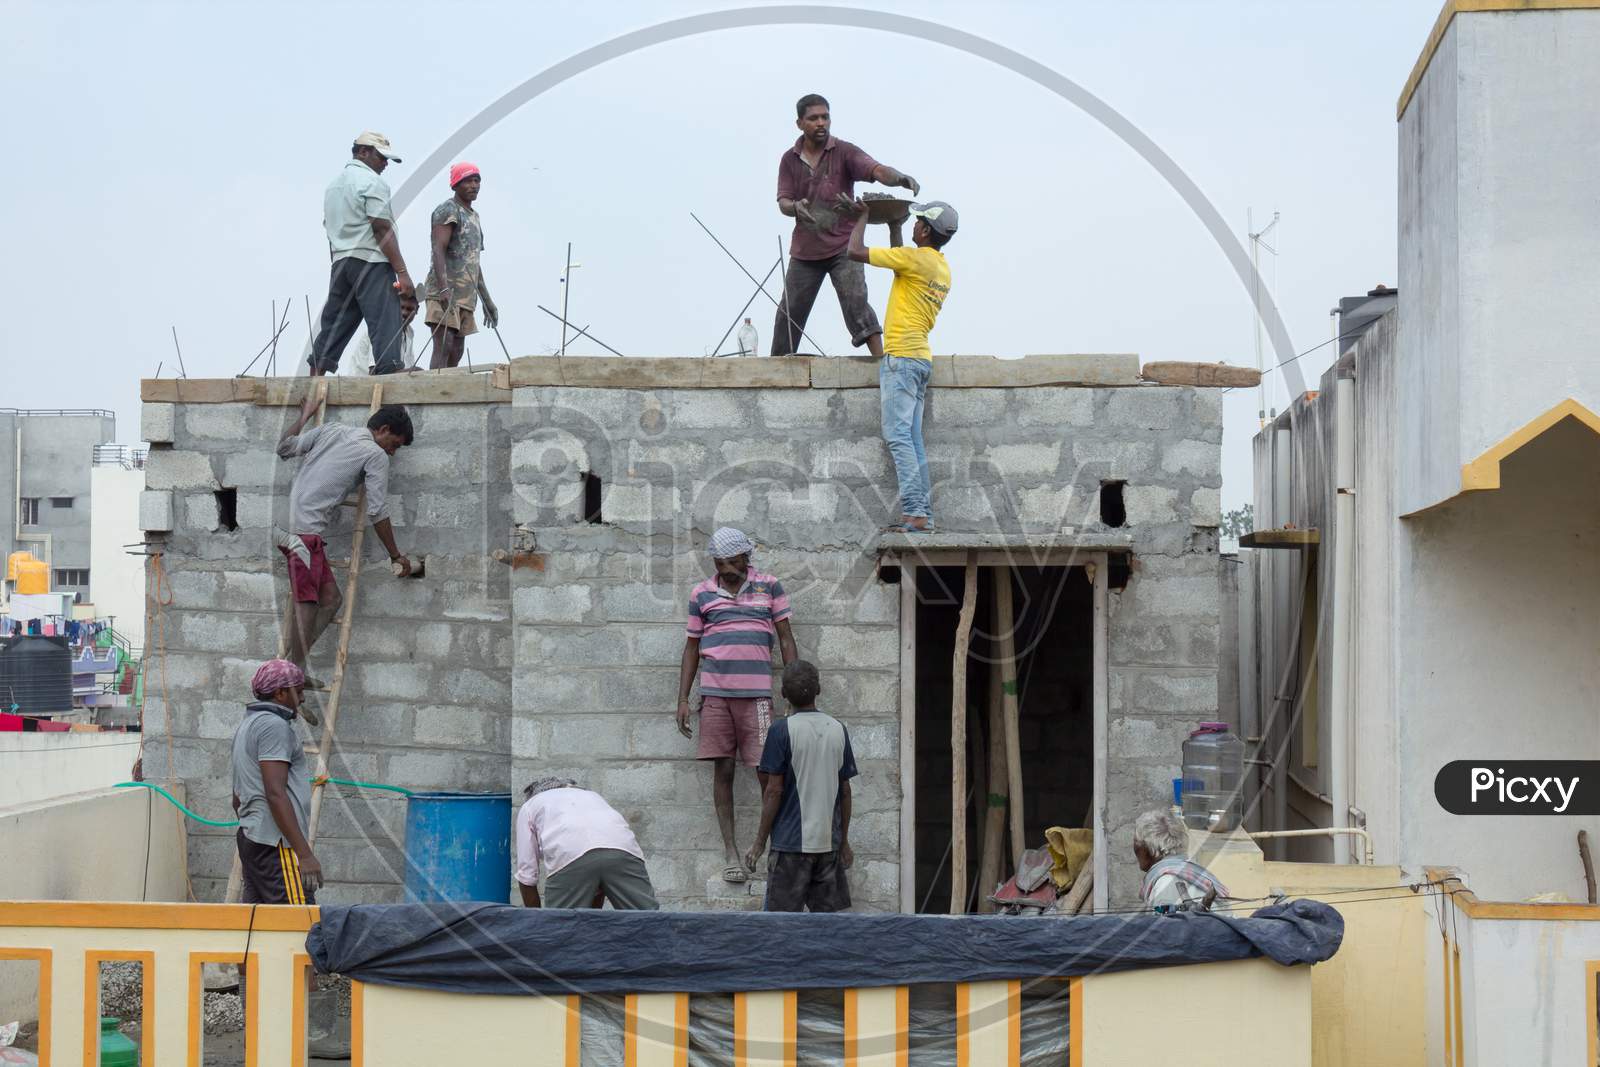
xmin=736 ymin=318 xmax=758 ymax=357
xmin=1181 ymin=722 xmax=1244 ymax=832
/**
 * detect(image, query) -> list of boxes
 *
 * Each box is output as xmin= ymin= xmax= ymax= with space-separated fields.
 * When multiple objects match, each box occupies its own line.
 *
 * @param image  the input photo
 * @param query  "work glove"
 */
xmin=272 ymin=526 xmax=312 ymax=568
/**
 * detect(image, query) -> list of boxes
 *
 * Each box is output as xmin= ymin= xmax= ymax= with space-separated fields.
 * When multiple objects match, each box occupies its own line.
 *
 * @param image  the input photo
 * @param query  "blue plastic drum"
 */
xmin=403 ymin=791 xmax=513 ymax=903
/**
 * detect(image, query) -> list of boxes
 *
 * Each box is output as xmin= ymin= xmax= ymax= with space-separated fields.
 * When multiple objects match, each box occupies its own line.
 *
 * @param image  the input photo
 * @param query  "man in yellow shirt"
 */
xmin=846 ymin=198 xmax=957 ymax=532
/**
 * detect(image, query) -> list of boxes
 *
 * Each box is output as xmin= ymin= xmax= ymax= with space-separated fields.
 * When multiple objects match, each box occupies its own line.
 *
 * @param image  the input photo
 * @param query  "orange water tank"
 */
xmin=12 ymin=558 xmax=48 ymax=594
xmin=5 ymin=551 xmax=34 ymax=581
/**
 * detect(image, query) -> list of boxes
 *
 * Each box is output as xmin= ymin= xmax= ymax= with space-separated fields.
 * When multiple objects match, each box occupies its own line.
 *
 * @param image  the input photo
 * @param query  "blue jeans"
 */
xmin=880 ymin=356 xmax=932 ymax=519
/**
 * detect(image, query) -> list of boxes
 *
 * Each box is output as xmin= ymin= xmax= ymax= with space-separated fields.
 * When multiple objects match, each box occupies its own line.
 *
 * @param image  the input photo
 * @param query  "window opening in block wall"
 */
xmin=582 ymin=472 xmax=603 ymax=524
xmin=1099 ymin=481 xmax=1126 ymax=528
xmin=214 ymin=488 xmax=238 ymax=532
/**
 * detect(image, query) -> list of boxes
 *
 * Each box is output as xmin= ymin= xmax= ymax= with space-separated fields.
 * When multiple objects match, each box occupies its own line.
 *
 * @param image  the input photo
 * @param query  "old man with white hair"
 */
xmin=675 ymin=527 xmax=799 ymax=884
xmin=1132 ymin=808 xmax=1230 ymax=912
xmin=514 ymin=777 xmax=657 ymax=909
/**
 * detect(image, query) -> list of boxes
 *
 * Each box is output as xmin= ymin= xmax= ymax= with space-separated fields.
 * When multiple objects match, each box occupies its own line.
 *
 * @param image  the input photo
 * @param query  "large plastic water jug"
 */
xmin=1181 ymin=722 xmax=1244 ymax=832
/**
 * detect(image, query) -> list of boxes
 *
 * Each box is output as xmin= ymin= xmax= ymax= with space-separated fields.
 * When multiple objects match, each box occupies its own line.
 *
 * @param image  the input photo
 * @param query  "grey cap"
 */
xmin=910 ymin=201 xmax=959 ymax=237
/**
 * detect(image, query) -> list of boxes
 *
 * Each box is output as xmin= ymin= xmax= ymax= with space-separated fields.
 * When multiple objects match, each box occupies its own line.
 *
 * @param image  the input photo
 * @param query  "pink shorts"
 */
xmin=696 ymin=695 xmax=773 ymax=768
xmin=280 ymin=533 xmax=335 ymax=604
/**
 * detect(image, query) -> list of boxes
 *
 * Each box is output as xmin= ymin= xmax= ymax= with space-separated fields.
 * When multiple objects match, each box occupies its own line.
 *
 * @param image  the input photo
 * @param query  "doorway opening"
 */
xmin=911 ymin=564 xmax=1094 ymax=913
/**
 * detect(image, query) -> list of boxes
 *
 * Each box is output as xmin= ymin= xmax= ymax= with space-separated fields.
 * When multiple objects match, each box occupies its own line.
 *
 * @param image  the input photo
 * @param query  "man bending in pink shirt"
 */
xmin=514 ymin=777 xmax=657 ymax=909
xmin=676 ymin=527 xmax=799 ymax=884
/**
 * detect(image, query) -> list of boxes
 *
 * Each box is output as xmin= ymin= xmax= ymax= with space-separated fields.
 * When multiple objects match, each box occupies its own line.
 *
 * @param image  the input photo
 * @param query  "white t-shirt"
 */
xmin=514 ymin=788 xmax=643 ymax=885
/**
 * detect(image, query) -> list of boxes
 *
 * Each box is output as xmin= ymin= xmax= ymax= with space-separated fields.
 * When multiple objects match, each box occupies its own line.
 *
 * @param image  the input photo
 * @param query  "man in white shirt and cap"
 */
xmin=308 ymin=131 xmax=418 ymax=375
xmin=514 ymin=777 xmax=658 ymax=909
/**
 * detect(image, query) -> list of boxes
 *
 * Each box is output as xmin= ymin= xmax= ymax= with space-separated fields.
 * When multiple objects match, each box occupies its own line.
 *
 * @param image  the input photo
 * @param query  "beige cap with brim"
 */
xmin=354 ymin=131 xmax=402 ymax=162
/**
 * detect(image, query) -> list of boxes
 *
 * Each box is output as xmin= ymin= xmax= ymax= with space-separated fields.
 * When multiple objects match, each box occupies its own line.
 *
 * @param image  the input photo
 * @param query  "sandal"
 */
xmin=722 ymin=863 xmax=750 ymax=884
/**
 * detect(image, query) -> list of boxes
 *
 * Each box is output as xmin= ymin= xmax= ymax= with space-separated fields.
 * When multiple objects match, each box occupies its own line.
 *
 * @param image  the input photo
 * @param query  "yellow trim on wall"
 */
xmin=1428 ymin=867 xmax=1600 ymax=920
xmin=0 ymin=948 xmax=51 ymax=1067
xmin=566 ymin=994 xmax=581 ymax=1066
xmin=1460 ymin=398 xmax=1600 ymax=491
xmin=1398 ymin=0 xmax=1600 ymax=119
xmin=1068 ymin=976 xmax=1082 ymax=1067
xmin=350 ymin=981 xmax=364 ymax=1066
xmin=82 ymin=950 xmax=155 ymax=1067
xmin=0 ymin=900 xmax=317 ymax=932
xmin=1451 ymin=945 xmax=1464 ymax=1066
xmin=188 ymin=952 xmax=258 ymax=1067
xmin=1587 ymin=962 xmax=1599 ymax=1067
xmin=1440 ymin=932 xmax=1453 ymax=1067
xmin=291 ymin=953 xmax=310 ymax=1067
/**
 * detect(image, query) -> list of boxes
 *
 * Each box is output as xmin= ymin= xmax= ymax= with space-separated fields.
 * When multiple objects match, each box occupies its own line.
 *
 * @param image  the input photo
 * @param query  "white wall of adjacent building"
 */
xmin=89 ymin=464 xmax=145 ymax=648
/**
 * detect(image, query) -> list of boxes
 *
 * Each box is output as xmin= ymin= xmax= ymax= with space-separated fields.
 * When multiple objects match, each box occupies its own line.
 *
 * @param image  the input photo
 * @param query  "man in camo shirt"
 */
xmin=423 ymin=162 xmax=500 ymax=369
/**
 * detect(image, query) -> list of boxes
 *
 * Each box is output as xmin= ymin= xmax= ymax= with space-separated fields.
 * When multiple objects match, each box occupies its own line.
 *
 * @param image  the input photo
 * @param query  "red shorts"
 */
xmin=696 ymin=695 xmax=774 ymax=768
xmin=280 ymin=533 xmax=335 ymax=604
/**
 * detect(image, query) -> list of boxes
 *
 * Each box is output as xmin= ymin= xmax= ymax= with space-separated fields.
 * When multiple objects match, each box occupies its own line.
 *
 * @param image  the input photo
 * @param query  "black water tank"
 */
xmin=0 ymin=635 xmax=72 ymax=714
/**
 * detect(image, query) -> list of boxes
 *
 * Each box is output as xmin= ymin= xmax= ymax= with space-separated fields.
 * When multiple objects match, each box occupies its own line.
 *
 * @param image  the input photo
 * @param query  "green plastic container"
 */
xmin=99 ymin=1016 xmax=137 ymax=1067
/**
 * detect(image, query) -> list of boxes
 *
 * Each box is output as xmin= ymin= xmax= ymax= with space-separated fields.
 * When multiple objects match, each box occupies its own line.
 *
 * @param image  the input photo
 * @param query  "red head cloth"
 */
xmin=450 ymin=162 xmax=481 ymax=188
xmin=251 ymin=658 xmax=305 ymax=699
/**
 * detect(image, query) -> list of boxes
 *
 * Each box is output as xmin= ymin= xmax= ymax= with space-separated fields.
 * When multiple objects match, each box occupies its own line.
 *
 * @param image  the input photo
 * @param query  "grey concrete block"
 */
xmin=928 ymin=389 xmax=1006 ymax=427
xmin=1190 ymin=487 xmax=1221 ymax=527
xmin=514 ymin=669 xmax=601 ymax=713
xmin=146 ymin=450 xmax=219 ymax=491
xmin=628 ymin=714 xmax=696 ymax=760
xmin=413 ymin=705 xmax=499 ymax=748
xmin=629 ymin=624 xmax=688 ymax=667
xmin=844 ymin=719 xmax=899 ymax=761
xmin=598 ymin=583 xmax=679 ymax=622
xmin=1106 ymin=388 xmax=1182 ymax=430
xmin=1160 ymin=439 xmax=1222 ymax=479
xmin=1124 ymin=669 xmax=1218 ymax=714
xmin=1122 ymin=485 xmax=1180 ymax=526
xmin=183 ymin=405 xmax=258 ymax=443
xmin=548 ymin=715 xmax=631 ymax=758
xmin=356 ymin=661 xmax=433 ymax=699
xmin=595 ymin=671 xmax=679 ymax=712
xmin=440 ymin=667 xmax=512 ymax=706
xmin=603 ymin=482 xmax=682 ymax=523
xmin=177 ymin=612 xmax=257 ymax=654
xmin=767 ymin=482 xmax=842 ymax=525
xmin=815 ymin=625 xmax=899 ymax=669
xmin=519 ymin=625 xmax=628 ymax=667
xmin=1126 ymin=572 xmax=1219 ymax=619
xmin=1012 ymin=389 xmax=1096 ymax=428
xmin=627 ymin=440 xmax=710 ymax=477
xmin=809 ymin=439 xmax=890 ymax=482
xmin=981 ymin=441 xmax=1062 ymax=479
xmin=221 ymin=452 xmax=286 ymax=488
xmin=512 ymin=583 xmax=593 ymax=623
xmin=1017 ymin=486 xmax=1083 ymax=530
xmin=142 ymin=402 xmax=176 ymax=444
xmin=1070 ymin=440 xmax=1156 ymax=479
xmin=670 ymin=392 xmax=752 ymax=429
xmin=140 ymin=490 xmax=175 ymax=532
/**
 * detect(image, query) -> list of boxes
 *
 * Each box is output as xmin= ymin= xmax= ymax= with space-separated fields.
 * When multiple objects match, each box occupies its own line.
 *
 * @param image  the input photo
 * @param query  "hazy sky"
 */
xmin=2 ymin=0 xmax=1441 ymax=511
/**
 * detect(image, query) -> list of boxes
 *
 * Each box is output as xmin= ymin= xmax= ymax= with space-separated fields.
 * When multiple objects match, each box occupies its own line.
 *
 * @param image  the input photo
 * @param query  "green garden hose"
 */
xmin=115 ymin=776 xmax=414 ymax=827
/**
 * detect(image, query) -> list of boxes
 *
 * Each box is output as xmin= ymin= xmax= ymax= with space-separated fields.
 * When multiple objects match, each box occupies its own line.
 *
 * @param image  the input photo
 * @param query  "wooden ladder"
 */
xmin=223 ymin=379 xmax=383 ymax=903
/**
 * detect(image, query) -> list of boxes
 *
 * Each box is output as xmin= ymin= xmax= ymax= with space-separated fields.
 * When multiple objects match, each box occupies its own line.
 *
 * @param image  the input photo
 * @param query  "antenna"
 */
xmin=1248 ymin=209 xmax=1279 ymax=426
xmin=558 ymin=243 xmax=583 ymax=357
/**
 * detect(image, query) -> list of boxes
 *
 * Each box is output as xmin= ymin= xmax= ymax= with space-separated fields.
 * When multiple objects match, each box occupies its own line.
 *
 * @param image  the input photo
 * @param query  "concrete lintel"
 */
xmin=1139 ymin=361 xmax=1260 ymax=388
xmin=877 ymin=531 xmax=1136 ymax=562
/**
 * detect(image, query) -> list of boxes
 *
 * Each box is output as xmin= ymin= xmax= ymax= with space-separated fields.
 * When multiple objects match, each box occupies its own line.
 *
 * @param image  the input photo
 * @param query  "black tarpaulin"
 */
xmin=305 ymin=899 xmax=1343 ymax=996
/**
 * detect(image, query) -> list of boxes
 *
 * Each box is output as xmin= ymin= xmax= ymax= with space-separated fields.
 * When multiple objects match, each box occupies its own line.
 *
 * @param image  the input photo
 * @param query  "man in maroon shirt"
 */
xmin=772 ymin=93 xmax=920 ymax=356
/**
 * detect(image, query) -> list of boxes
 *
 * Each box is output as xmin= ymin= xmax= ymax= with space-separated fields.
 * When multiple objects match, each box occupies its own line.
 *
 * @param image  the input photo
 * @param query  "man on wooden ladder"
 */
xmin=273 ymin=390 xmax=415 ymax=717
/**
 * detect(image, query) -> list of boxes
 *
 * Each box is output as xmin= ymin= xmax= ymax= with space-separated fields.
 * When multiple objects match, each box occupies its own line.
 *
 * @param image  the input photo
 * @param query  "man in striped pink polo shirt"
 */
xmin=676 ymin=527 xmax=798 ymax=884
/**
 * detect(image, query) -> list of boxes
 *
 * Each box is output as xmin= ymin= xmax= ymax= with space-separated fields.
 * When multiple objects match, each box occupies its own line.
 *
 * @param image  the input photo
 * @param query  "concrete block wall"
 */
xmin=141 ymin=401 xmax=514 ymax=903
xmin=140 ymin=366 xmax=1222 ymax=911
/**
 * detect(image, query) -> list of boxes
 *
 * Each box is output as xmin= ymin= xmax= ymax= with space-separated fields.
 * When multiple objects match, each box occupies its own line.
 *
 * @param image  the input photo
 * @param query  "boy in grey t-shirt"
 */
xmin=231 ymin=659 xmax=322 ymax=904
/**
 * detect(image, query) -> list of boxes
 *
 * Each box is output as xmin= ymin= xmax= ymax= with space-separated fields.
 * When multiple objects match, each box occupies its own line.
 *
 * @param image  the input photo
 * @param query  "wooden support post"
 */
xmin=307 ymin=381 xmax=384 ymax=845
xmin=949 ymin=552 xmax=978 ymax=915
xmin=1581 ymin=830 xmax=1597 ymax=905
xmin=996 ymin=566 xmax=1025 ymax=865
xmin=977 ymin=581 xmax=1007 ymax=913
